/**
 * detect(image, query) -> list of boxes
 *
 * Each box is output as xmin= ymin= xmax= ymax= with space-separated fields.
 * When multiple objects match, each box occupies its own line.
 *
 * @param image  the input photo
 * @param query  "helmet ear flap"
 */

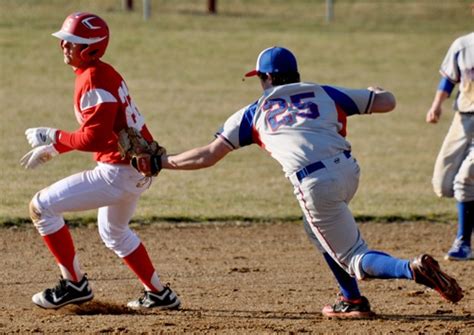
xmin=79 ymin=45 xmax=100 ymax=62
xmin=79 ymin=43 xmax=106 ymax=61
xmin=79 ymin=46 xmax=92 ymax=62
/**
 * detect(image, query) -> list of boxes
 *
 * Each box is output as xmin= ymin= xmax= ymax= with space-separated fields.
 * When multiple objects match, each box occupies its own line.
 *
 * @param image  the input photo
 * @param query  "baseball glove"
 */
xmin=117 ymin=127 xmax=166 ymax=177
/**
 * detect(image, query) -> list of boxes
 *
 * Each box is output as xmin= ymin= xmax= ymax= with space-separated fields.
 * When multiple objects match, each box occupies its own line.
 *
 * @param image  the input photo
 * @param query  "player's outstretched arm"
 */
xmin=368 ymin=87 xmax=396 ymax=114
xmin=162 ymin=137 xmax=232 ymax=170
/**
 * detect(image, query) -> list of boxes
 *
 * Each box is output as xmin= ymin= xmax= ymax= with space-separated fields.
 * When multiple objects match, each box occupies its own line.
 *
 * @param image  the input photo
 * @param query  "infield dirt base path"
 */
xmin=0 ymin=221 xmax=473 ymax=334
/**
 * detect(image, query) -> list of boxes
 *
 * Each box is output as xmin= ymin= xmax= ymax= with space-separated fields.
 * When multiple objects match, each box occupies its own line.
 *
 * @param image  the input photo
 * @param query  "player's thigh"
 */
xmin=35 ymin=169 xmax=126 ymax=215
xmin=295 ymin=169 xmax=363 ymax=260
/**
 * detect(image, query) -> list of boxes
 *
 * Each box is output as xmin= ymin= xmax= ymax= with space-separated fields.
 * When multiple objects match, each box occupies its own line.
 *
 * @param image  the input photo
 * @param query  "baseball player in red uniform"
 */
xmin=20 ymin=12 xmax=180 ymax=310
xmin=158 ymin=47 xmax=463 ymax=318
xmin=426 ymin=32 xmax=474 ymax=261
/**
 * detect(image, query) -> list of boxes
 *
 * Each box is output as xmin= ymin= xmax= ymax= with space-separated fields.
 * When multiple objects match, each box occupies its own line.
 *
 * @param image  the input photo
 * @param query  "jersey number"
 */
xmin=263 ymin=92 xmax=320 ymax=131
xmin=118 ymin=81 xmax=145 ymax=129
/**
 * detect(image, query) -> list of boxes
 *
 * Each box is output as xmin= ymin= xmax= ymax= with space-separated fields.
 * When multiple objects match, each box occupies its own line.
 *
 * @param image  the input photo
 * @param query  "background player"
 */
xmin=158 ymin=46 xmax=463 ymax=317
xmin=20 ymin=12 xmax=180 ymax=310
xmin=426 ymin=32 xmax=474 ymax=261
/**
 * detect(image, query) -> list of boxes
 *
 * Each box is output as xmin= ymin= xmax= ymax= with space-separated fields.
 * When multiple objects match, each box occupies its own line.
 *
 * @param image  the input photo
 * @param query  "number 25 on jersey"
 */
xmin=263 ymin=92 xmax=320 ymax=131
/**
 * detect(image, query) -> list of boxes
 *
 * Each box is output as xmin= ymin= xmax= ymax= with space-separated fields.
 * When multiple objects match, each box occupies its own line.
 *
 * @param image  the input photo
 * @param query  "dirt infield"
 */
xmin=1 ymin=221 xmax=473 ymax=334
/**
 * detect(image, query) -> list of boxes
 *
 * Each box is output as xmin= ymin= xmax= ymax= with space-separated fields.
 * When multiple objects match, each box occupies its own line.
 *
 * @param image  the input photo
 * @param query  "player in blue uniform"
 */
xmin=426 ymin=32 xmax=474 ymax=261
xmin=160 ymin=47 xmax=463 ymax=317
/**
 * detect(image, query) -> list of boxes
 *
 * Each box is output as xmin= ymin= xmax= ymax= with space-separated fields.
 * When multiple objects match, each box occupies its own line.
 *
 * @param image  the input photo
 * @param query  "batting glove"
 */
xmin=20 ymin=144 xmax=58 ymax=169
xmin=25 ymin=127 xmax=58 ymax=148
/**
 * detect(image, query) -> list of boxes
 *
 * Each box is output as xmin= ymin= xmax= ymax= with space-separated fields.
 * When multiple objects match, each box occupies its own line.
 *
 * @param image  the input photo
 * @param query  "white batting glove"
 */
xmin=25 ymin=127 xmax=58 ymax=148
xmin=20 ymin=144 xmax=58 ymax=169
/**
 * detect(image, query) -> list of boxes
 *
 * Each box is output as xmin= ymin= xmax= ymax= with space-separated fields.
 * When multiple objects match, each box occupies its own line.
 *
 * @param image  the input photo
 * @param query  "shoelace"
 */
xmin=138 ymin=291 xmax=150 ymax=303
xmin=47 ymin=278 xmax=68 ymax=296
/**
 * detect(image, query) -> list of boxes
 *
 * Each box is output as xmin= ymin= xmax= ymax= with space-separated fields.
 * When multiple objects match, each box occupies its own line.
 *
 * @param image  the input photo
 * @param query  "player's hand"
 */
xmin=25 ymin=127 xmax=58 ymax=148
xmin=426 ymin=106 xmax=442 ymax=124
xmin=20 ymin=144 xmax=58 ymax=169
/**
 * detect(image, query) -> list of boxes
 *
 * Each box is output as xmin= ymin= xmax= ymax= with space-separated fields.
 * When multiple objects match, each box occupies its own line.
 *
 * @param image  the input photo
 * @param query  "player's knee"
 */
xmin=351 ymin=254 xmax=367 ymax=280
xmin=432 ymin=179 xmax=454 ymax=198
xmin=98 ymin=226 xmax=140 ymax=257
xmin=29 ymin=194 xmax=42 ymax=225
xmin=453 ymin=185 xmax=474 ymax=202
xmin=29 ymin=192 xmax=65 ymax=235
xmin=453 ymin=166 xmax=474 ymax=201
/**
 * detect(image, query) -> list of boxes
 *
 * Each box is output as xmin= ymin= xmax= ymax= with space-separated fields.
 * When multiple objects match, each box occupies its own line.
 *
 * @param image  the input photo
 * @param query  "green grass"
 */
xmin=1 ymin=0 xmax=472 ymax=225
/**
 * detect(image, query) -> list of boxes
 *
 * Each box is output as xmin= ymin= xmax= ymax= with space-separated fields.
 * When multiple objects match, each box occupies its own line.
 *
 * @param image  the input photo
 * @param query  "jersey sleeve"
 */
xmin=55 ymin=88 xmax=119 ymax=152
xmin=215 ymin=102 xmax=258 ymax=149
xmin=440 ymin=37 xmax=462 ymax=83
xmin=321 ymin=85 xmax=374 ymax=116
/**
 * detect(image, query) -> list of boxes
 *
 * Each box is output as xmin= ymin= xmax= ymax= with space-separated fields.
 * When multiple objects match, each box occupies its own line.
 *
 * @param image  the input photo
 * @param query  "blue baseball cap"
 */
xmin=245 ymin=46 xmax=298 ymax=77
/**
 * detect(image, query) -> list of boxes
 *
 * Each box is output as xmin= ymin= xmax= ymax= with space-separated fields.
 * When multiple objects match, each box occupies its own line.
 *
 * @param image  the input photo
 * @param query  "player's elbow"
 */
xmin=371 ymin=91 xmax=396 ymax=114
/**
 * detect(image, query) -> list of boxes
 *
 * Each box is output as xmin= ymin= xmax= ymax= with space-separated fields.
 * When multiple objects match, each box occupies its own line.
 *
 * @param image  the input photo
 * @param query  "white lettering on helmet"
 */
xmin=82 ymin=17 xmax=101 ymax=30
xmin=63 ymin=18 xmax=73 ymax=31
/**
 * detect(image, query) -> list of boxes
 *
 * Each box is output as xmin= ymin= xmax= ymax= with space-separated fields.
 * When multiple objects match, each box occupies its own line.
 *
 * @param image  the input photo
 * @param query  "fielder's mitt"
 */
xmin=117 ymin=127 xmax=166 ymax=177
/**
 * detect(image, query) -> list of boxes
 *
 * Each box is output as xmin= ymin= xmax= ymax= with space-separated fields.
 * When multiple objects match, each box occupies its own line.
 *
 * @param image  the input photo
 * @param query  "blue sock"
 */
xmin=360 ymin=250 xmax=413 ymax=279
xmin=323 ymin=253 xmax=361 ymax=300
xmin=456 ymin=201 xmax=474 ymax=246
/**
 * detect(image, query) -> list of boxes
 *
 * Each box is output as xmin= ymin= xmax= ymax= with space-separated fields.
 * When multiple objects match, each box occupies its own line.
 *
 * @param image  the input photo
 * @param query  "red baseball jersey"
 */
xmin=54 ymin=60 xmax=154 ymax=164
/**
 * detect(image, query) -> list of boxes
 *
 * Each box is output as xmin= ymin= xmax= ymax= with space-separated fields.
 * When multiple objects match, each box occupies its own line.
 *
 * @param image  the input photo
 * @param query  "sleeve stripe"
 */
xmin=215 ymin=133 xmax=236 ymax=149
xmin=438 ymin=77 xmax=455 ymax=95
xmin=80 ymin=88 xmax=117 ymax=111
xmin=321 ymin=85 xmax=360 ymax=115
xmin=364 ymin=90 xmax=374 ymax=114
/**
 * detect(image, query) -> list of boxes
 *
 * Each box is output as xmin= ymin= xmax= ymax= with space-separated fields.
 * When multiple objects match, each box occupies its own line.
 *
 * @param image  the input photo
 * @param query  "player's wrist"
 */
xmin=47 ymin=128 xmax=58 ymax=144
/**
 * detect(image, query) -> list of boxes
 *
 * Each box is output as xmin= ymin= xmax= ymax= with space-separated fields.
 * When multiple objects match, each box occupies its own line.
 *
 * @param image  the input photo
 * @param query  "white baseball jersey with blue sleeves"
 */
xmin=440 ymin=32 xmax=474 ymax=113
xmin=217 ymin=82 xmax=374 ymax=177
xmin=433 ymin=32 xmax=474 ymax=202
xmin=216 ymin=82 xmax=375 ymax=279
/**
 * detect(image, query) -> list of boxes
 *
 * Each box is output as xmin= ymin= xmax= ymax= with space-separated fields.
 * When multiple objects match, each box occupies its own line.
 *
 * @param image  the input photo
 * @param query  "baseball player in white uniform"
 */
xmin=159 ymin=46 xmax=463 ymax=317
xmin=426 ymin=32 xmax=474 ymax=261
xmin=20 ymin=12 xmax=180 ymax=310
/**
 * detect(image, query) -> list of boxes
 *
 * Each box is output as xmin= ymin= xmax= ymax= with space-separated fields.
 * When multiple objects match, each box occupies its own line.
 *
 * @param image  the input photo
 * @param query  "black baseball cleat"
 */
xmin=410 ymin=254 xmax=464 ymax=303
xmin=322 ymin=294 xmax=376 ymax=319
xmin=127 ymin=285 xmax=181 ymax=309
xmin=32 ymin=275 xmax=94 ymax=309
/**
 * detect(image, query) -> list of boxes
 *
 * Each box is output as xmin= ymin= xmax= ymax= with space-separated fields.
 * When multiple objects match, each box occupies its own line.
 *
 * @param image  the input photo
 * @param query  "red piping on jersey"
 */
xmin=251 ymin=125 xmax=264 ymax=148
xmin=335 ymin=104 xmax=347 ymax=137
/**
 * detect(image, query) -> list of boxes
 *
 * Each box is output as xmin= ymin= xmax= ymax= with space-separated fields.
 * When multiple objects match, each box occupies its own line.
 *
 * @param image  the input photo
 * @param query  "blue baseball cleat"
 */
xmin=445 ymin=239 xmax=473 ymax=261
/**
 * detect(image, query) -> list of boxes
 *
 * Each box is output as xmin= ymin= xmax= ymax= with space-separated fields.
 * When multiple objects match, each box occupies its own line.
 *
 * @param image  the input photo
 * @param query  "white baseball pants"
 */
xmin=432 ymin=112 xmax=474 ymax=202
xmin=289 ymin=153 xmax=369 ymax=279
xmin=31 ymin=162 xmax=151 ymax=257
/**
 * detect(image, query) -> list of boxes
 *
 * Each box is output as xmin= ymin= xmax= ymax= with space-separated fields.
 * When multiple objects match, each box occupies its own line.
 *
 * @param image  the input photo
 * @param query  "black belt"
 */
xmin=295 ymin=151 xmax=351 ymax=182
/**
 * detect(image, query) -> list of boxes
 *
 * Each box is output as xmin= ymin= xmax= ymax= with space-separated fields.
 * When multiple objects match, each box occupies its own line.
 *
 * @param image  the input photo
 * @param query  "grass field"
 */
xmin=1 ymin=0 xmax=473 ymax=225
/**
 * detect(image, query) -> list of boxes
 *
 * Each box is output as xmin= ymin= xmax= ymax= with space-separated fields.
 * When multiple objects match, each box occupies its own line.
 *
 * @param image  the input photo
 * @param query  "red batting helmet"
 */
xmin=52 ymin=12 xmax=109 ymax=61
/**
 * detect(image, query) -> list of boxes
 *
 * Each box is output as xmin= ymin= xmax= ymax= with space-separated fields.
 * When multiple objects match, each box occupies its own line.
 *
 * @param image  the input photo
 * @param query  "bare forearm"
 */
xmin=161 ymin=138 xmax=232 ymax=170
xmin=163 ymin=148 xmax=217 ymax=170
xmin=430 ymin=90 xmax=449 ymax=109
